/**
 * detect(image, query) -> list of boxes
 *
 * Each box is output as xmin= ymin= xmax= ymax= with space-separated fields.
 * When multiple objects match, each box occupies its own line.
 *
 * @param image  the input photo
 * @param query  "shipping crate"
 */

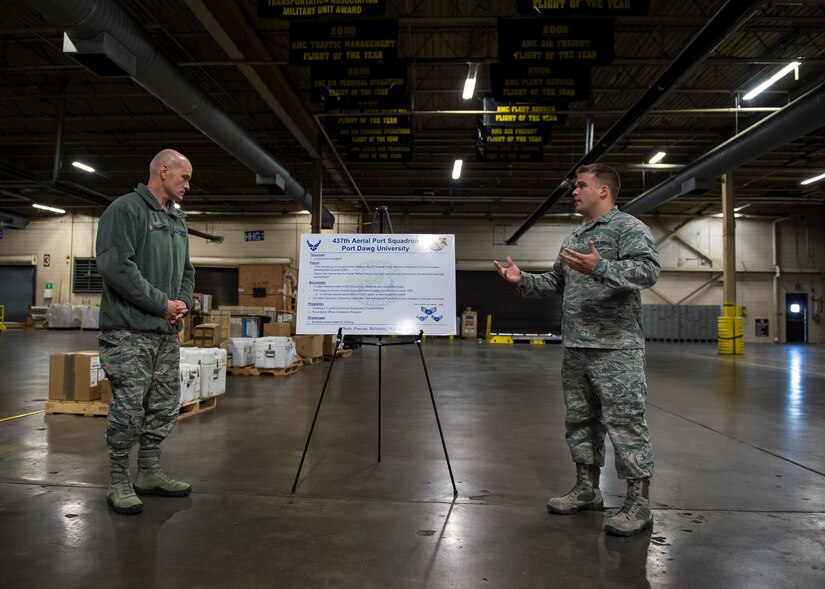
xmin=193 ymin=323 xmax=222 ymax=347
xmin=293 ymin=335 xmax=323 ymax=359
xmin=263 ymin=322 xmax=291 ymax=337
xmin=48 ymin=351 xmax=106 ymax=401
xmin=237 ymin=264 xmax=297 ymax=311
xmin=203 ymin=311 xmax=231 ymax=340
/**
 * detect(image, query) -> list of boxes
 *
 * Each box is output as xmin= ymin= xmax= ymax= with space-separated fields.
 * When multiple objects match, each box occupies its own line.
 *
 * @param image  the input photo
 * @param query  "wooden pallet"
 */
xmin=323 ymin=348 xmax=353 ymax=361
xmin=299 ymin=355 xmax=323 ymax=365
xmin=178 ymin=396 xmax=217 ymax=421
xmin=227 ymin=360 xmax=302 ymax=377
xmin=44 ymin=396 xmax=218 ymax=420
xmin=44 ymin=399 xmax=109 ymax=417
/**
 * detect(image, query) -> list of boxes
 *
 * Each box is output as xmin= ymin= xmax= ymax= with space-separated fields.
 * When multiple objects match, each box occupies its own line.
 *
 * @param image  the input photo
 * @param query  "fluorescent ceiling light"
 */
xmin=462 ymin=63 xmax=479 ymax=100
xmin=72 ymin=161 xmax=96 ymax=173
xmin=32 ymin=203 xmax=66 ymax=214
xmin=743 ymin=61 xmax=801 ymax=101
xmin=647 ymin=151 xmax=666 ymax=164
xmin=800 ymin=172 xmax=825 ymax=185
xmin=451 ymin=159 xmax=463 ymax=179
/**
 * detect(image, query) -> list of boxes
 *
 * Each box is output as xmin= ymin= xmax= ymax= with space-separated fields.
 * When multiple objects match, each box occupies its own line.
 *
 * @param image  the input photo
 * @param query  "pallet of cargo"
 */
xmin=323 ymin=348 xmax=353 ymax=361
xmin=227 ymin=360 xmax=302 ymax=377
xmin=44 ymin=399 xmax=109 ymax=417
xmin=178 ymin=396 xmax=217 ymax=421
xmin=44 ymin=396 xmax=218 ymax=420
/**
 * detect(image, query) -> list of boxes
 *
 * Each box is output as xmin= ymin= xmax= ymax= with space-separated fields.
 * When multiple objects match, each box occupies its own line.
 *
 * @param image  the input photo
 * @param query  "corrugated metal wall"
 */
xmin=642 ymin=304 xmax=721 ymax=342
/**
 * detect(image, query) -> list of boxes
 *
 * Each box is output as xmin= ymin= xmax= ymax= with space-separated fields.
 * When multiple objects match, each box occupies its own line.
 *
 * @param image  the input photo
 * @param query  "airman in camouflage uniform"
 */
xmin=96 ymin=149 xmax=196 ymax=514
xmin=494 ymin=163 xmax=660 ymax=536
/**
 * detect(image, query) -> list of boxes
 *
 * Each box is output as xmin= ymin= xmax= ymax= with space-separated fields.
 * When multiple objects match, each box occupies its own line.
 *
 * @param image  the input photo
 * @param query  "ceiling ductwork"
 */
xmin=0 ymin=210 xmax=30 ymax=230
xmin=504 ymin=0 xmax=762 ymax=244
xmin=622 ymin=81 xmax=825 ymax=216
xmin=26 ymin=0 xmax=334 ymax=229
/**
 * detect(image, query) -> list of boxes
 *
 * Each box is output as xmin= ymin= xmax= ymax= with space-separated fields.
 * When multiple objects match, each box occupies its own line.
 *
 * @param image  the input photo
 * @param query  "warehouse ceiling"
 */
xmin=2 ymin=0 xmax=825 ymax=233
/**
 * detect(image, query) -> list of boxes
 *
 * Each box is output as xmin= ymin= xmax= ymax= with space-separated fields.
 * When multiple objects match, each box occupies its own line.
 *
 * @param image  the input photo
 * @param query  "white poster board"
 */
xmin=296 ymin=234 xmax=456 ymax=335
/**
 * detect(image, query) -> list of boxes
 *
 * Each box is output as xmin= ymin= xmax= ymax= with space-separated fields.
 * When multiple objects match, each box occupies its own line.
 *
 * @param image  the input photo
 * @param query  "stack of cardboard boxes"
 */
xmin=48 ymin=351 xmax=111 ymax=404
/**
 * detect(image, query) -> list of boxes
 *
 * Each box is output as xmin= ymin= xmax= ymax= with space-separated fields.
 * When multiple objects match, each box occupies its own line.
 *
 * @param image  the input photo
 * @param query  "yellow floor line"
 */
xmin=0 ymin=409 xmax=45 ymax=423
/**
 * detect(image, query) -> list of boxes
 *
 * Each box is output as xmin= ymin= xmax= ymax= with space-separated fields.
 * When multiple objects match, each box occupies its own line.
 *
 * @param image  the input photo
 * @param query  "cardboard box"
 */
xmin=100 ymin=379 xmax=113 ymax=404
xmin=204 ymin=311 xmax=230 ymax=340
xmin=219 ymin=305 xmax=266 ymax=316
xmin=179 ymin=314 xmax=193 ymax=343
xmin=193 ymin=292 xmax=212 ymax=313
xmin=48 ymin=353 xmax=72 ymax=401
xmin=322 ymin=334 xmax=340 ymax=356
xmin=49 ymin=351 xmax=104 ymax=401
xmin=293 ymin=335 xmax=323 ymax=359
xmin=264 ymin=322 xmax=292 ymax=337
xmin=193 ymin=323 xmax=222 ymax=347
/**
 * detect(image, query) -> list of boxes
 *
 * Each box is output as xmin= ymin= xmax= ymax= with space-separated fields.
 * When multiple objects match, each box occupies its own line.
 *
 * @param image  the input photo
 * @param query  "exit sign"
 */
xmin=244 ymin=230 xmax=265 ymax=242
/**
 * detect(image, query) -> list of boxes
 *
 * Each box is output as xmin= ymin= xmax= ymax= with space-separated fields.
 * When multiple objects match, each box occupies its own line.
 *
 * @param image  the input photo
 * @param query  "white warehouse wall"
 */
xmin=2 ymin=207 xmax=823 ymax=344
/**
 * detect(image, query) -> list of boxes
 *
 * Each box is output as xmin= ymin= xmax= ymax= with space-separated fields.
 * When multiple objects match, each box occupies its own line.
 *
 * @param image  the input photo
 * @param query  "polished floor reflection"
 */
xmin=1 ymin=331 xmax=823 ymax=588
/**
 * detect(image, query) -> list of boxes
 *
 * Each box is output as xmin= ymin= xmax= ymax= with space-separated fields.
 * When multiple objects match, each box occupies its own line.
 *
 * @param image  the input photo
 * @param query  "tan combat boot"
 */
xmin=134 ymin=448 xmax=191 ymax=497
xmin=546 ymin=463 xmax=604 ymax=515
xmin=605 ymin=477 xmax=653 ymax=536
xmin=107 ymin=459 xmax=143 ymax=515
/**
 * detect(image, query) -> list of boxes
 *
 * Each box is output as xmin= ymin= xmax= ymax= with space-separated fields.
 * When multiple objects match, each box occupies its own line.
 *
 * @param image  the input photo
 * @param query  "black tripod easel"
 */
xmin=291 ymin=206 xmax=458 ymax=496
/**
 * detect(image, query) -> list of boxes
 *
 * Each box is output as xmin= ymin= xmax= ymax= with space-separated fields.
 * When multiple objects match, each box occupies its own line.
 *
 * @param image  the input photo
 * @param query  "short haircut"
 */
xmin=576 ymin=163 xmax=621 ymax=202
xmin=149 ymin=149 xmax=187 ymax=176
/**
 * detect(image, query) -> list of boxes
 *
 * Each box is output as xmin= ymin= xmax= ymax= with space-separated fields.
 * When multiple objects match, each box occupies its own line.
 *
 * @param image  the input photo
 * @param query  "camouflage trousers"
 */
xmin=99 ymin=329 xmax=181 ymax=460
xmin=561 ymin=347 xmax=653 ymax=480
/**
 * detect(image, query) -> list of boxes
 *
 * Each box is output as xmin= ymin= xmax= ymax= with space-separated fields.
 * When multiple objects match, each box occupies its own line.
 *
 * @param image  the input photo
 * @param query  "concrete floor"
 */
xmin=1 ymin=330 xmax=823 ymax=588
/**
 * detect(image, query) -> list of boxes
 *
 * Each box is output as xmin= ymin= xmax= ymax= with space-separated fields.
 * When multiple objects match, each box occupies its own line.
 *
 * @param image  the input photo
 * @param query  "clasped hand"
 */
xmin=163 ymin=300 xmax=188 ymax=326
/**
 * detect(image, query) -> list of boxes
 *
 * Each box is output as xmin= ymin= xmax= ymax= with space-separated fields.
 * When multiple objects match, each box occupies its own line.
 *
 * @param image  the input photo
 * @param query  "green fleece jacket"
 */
xmin=96 ymin=183 xmax=195 ymax=333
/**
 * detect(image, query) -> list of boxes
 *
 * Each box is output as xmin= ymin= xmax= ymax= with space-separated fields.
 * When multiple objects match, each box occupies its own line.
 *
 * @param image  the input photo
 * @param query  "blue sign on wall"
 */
xmin=244 ymin=230 xmax=265 ymax=242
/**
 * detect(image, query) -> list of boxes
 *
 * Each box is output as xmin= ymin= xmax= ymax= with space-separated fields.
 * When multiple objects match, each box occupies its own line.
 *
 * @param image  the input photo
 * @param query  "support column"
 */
xmin=311 ymin=152 xmax=323 ymax=234
xmin=718 ymin=171 xmax=743 ymax=354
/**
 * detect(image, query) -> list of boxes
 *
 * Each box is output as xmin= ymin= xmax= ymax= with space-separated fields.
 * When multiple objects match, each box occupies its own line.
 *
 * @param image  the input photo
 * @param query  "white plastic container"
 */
xmin=226 ymin=337 xmax=255 ymax=367
xmin=180 ymin=347 xmax=227 ymax=398
xmin=201 ymin=348 xmax=227 ymax=398
xmin=80 ymin=306 xmax=100 ymax=329
xmin=179 ymin=362 xmax=201 ymax=405
xmin=254 ymin=336 xmax=296 ymax=369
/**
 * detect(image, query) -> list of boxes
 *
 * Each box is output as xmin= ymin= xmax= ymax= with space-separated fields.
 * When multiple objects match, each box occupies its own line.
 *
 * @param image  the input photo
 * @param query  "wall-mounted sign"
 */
xmin=44 ymin=254 xmax=51 ymax=267
xmin=498 ymin=18 xmax=614 ymax=65
xmin=347 ymin=144 xmax=413 ymax=162
xmin=482 ymin=98 xmax=567 ymax=127
xmin=475 ymin=141 xmax=544 ymax=162
xmin=334 ymin=113 xmax=410 ymax=127
xmin=490 ymin=63 xmax=589 ymax=103
xmin=339 ymin=125 xmax=412 ymax=145
xmin=478 ymin=124 xmax=551 ymax=145
xmin=289 ymin=20 xmax=398 ymax=65
xmin=259 ymin=0 xmax=387 ymax=18
xmin=244 ymin=230 xmax=265 ymax=242
xmin=515 ymin=0 xmax=648 ymax=16
xmin=311 ymin=64 xmax=407 ymax=108
xmin=476 ymin=122 xmax=547 ymax=161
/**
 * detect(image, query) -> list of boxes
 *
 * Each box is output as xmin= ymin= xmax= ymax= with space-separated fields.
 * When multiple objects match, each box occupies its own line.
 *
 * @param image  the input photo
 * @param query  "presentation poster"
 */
xmin=296 ymin=233 xmax=456 ymax=335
